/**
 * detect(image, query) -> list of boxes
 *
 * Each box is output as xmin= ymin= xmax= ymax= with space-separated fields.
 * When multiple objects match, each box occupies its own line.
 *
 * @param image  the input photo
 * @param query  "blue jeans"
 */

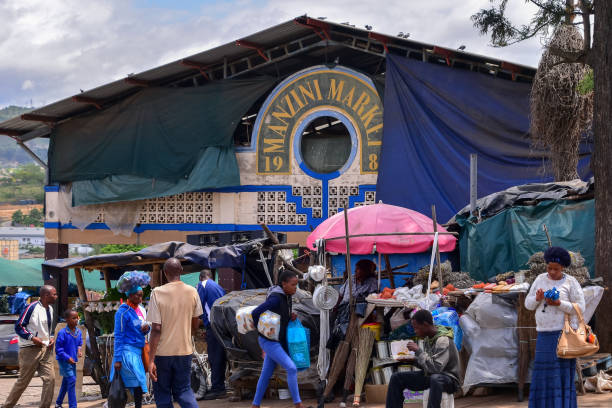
xmin=56 ymin=376 xmax=76 ymax=408
xmin=152 ymin=355 xmax=198 ymax=408
xmin=206 ymin=327 xmax=227 ymax=392
xmin=253 ymin=337 xmax=301 ymax=406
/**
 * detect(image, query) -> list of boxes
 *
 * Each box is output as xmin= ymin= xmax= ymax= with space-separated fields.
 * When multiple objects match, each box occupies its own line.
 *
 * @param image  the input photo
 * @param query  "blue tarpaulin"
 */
xmin=376 ymin=54 xmax=591 ymax=222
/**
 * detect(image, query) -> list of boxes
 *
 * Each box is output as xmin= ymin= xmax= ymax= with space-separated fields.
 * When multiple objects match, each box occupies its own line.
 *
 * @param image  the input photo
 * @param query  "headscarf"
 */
xmin=543 ymin=246 xmax=572 ymax=267
xmin=116 ymin=271 xmax=151 ymax=295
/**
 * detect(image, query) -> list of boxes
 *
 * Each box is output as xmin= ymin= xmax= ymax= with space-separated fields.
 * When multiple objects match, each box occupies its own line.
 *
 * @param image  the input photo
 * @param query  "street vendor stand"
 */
xmin=307 ymin=203 xmax=458 ymax=407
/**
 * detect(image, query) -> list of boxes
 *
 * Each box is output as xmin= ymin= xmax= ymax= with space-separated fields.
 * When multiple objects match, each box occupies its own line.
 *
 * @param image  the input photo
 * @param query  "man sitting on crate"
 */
xmin=386 ymin=309 xmax=461 ymax=408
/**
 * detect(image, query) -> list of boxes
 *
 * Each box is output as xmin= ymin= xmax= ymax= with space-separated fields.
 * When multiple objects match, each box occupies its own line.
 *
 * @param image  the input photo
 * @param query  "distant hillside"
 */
xmin=0 ymin=106 xmax=48 ymax=167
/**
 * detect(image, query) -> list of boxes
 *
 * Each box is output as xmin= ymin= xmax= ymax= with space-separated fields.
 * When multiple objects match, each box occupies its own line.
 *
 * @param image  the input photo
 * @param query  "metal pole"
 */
xmin=470 ymin=154 xmax=477 ymax=215
xmin=431 ymin=205 xmax=443 ymax=286
xmin=15 ymin=139 xmax=48 ymax=169
xmin=343 ymin=207 xmax=354 ymax=312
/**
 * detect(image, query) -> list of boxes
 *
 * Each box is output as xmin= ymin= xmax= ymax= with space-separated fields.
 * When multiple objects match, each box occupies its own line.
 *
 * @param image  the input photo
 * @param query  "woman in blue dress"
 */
xmin=110 ymin=272 xmax=151 ymax=408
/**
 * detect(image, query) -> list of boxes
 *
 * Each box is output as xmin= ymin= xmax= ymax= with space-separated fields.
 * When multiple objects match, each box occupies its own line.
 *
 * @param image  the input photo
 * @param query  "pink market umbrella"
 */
xmin=306 ymin=203 xmax=456 ymax=254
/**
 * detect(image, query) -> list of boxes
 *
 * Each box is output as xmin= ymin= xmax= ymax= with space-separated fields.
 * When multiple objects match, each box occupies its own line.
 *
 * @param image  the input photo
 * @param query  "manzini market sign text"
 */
xmin=255 ymin=67 xmax=383 ymax=175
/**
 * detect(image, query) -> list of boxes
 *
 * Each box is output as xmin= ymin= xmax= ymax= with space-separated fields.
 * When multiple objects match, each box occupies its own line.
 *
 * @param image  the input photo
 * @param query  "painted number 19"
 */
xmin=264 ymin=156 xmax=284 ymax=172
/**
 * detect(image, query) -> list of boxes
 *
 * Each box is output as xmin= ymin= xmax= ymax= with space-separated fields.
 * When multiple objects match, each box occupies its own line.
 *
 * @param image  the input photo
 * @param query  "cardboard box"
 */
xmin=365 ymin=384 xmax=388 ymax=404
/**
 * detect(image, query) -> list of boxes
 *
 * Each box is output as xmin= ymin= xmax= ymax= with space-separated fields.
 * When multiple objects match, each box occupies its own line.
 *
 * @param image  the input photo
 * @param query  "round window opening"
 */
xmin=300 ymin=116 xmax=352 ymax=174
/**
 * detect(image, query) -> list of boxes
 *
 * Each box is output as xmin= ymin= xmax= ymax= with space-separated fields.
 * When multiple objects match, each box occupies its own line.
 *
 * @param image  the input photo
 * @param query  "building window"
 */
xmin=299 ymin=116 xmax=352 ymax=174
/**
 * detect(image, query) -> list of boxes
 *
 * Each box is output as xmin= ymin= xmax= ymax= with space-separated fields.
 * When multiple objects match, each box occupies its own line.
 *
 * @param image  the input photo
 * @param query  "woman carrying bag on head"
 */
xmin=250 ymin=270 xmax=306 ymax=408
xmin=110 ymin=272 xmax=151 ymax=408
xmin=525 ymin=246 xmax=586 ymax=408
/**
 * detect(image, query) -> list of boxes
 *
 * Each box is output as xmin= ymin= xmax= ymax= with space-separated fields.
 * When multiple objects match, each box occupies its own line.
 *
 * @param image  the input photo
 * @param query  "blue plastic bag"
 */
xmin=287 ymin=320 xmax=310 ymax=370
xmin=432 ymin=307 xmax=463 ymax=351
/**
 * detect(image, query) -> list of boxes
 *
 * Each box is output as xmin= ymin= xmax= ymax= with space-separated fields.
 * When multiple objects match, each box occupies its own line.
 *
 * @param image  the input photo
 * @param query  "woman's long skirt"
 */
xmin=529 ymin=330 xmax=577 ymax=408
xmin=109 ymin=344 xmax=148 ymax=393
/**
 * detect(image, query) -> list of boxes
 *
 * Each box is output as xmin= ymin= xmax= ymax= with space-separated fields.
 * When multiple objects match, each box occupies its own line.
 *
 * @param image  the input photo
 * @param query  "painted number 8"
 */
xmin=368 ymin=154 xmax=378 ymax=171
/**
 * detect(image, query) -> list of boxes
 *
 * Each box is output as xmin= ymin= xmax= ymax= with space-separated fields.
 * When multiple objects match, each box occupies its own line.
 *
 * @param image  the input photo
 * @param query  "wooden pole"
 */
xmin=74 ymin=268 xmax=108 ymax=396
xmin=343 ymin=207 xmax=354 ymax=311
xmin=102 ymin=268 xmax=112 ymax=292
xmin=151 ymin=264 xmax=161 ymax=288
xmin=383 ymin=254 xmax=396 ymax=289
xmin=431 ymin=205 xmax=443 ymax=286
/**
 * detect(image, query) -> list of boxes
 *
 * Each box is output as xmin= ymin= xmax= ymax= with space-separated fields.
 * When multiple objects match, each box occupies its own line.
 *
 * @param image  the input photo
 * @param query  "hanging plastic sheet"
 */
xmin=376 ymin=54 xmax=592 ymax=222
xmin=49 ymin=77 xmax=276 ymax=183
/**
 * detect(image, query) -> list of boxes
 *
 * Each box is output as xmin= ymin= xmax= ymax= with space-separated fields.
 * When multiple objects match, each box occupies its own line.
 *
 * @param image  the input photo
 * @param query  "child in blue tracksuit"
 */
xmin=55 ymin=310 xmax=83 ymax=408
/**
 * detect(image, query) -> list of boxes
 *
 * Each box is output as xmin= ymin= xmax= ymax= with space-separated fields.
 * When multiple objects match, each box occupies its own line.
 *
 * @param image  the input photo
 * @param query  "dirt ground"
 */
xmin=0 ymin=203 xmax=43 ymax=223
xmin=1 ymin=374 xmax=610 ymax=408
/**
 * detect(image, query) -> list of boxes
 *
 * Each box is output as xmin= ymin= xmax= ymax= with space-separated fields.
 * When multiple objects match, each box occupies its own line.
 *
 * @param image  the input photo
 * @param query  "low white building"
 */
xmin=0 ymin=227 xmax=45 ymax=247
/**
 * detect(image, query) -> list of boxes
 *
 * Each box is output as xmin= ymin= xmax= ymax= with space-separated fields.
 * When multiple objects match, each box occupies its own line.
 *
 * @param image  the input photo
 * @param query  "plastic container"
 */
xmin=382 ymin=366 xmax=394 ymax=384
xmin=376 ymin=341 xmax=389 ymax=359
xmin=371 ymin=368 xmax=384 ymax=385
xmin=278 ymin=389 xmax=291 ymax=400
xmin=397 ymin=365 xmax=413 ymax=372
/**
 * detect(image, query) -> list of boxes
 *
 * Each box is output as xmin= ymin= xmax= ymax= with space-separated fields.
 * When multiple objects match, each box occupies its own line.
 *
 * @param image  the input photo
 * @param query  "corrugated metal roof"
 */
xmin=0 ymin=16 xmax=536 ymax=140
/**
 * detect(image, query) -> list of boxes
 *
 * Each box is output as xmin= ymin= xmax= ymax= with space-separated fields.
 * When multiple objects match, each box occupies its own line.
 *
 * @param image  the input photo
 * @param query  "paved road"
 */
xmin=0 ymin=374 xmax=101 ymax=407
xmin=1 ymin=374 xmax=611 ymax=408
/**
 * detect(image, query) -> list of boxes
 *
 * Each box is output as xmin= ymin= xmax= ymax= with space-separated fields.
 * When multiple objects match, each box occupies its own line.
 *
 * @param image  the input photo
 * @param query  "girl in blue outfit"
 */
xmin=55 ymin=310 xmax=83 ymax=408
xmin=110 ymin=272 xmax=151 ymax=408
xmin=251 ymin=270 xmax=305 ymax=408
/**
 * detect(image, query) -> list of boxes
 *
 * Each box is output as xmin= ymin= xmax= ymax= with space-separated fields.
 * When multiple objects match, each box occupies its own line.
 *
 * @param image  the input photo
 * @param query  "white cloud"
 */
xmin=0 ymin=0 xmax=547 ymax=108
xmin=21 ymin=79 xmax=35 ymax=90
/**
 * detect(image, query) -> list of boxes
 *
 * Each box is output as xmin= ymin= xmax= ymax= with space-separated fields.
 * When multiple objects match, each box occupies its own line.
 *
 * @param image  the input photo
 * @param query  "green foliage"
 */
xmin=11 ymin=207 xmax=43 ymax=226
xmin=11 ymin=163 xmax=45 ymax=184
xmin=100 ymin=244 xmax=146 ymax=254
xmin=0 ymin=163 xmax=45 ymax=204
xmin=471 ymin=0 xmax=567 ymax=47
xmin=577 ymin=69 xmax=594 ymax=94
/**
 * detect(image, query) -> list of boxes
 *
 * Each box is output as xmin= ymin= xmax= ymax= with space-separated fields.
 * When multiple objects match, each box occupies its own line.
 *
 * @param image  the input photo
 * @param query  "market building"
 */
xmin=0 ymin=16 xmax=547 ymax=259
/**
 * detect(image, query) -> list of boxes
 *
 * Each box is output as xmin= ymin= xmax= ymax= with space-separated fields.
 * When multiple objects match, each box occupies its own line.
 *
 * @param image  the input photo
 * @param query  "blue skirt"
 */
xmin=110 ymin=345 xmax=148 ymax=393
xmin=529 ymin=330 xmax=577 ymax=408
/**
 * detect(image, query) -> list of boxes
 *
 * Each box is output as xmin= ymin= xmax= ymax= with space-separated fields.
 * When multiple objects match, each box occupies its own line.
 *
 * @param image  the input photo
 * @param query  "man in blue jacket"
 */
xmin=197 ymin=269 xmax=227 ymax=400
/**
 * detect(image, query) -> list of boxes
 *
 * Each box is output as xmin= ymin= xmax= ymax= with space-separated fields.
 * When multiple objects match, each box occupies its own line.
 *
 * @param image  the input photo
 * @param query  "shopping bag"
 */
xmin=257 ymin=311 xmax=281 ymax=341
xmin=107 ymin=372 xmax=127 ymax=408
xmin=287 ymin=320 xmax=310 ymax=370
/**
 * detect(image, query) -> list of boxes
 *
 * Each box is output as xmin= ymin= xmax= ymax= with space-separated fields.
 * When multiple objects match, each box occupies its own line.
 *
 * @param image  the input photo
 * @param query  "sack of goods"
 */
xmin=236 ymin=306 xmax=257 ymax=334
xmin=287 ymin=320 xmax=310 ymax=370
xmin=257 ymin=311 xmax=281 ymax=341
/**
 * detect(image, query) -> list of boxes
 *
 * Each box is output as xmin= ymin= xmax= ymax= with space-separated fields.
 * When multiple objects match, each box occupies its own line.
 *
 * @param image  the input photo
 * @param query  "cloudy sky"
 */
xmin=0 ymin=0 xmax=546 ymax=108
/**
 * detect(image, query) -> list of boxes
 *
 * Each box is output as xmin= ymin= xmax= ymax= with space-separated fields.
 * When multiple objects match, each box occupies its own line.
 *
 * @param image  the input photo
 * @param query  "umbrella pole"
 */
xmin=343 ymin=207 xmax=354 ymax=311
xmin=431 ymin=205 xmax=443 ymax=286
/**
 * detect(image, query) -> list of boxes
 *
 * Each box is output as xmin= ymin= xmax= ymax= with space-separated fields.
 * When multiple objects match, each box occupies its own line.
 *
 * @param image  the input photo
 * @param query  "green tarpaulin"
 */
xmin=456 ymin=199 xmax=595 ymax=282
xmin=72 ymin=146 xmax=239 ymax=205
xmin=0 ymin=258 xmax=108 ymax=291
xmin=49 ymin=77 xmax=276 ymax=183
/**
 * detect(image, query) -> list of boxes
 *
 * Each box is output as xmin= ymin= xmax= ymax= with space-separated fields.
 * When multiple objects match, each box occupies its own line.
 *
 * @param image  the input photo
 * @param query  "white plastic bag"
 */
xmin=236 ymin=306 xmax=257 ymax=334
xmin=257 ymin=311 xmax=281 ymax=341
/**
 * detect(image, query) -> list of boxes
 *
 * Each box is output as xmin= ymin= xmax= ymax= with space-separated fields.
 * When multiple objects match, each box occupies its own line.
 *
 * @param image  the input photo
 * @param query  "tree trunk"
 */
xmin=590 ymin=0 xmax=612 ymax=353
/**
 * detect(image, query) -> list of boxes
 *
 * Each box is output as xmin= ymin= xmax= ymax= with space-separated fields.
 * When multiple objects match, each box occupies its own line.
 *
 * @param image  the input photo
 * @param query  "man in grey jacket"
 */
xmin=386 ymin=309 xmax=461 ymax=408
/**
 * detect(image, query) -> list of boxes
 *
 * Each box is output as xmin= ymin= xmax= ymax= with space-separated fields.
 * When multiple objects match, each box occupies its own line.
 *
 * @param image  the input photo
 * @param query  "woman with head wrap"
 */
xmin=525 ymin=247 xmax=585 ymax=408
xmin=110 ymin=272 xmax=151 ymax=408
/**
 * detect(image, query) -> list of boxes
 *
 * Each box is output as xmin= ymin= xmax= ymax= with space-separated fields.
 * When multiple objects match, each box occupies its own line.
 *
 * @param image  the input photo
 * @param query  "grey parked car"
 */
xmin=0 ymin=316 xmax=19 ymax=372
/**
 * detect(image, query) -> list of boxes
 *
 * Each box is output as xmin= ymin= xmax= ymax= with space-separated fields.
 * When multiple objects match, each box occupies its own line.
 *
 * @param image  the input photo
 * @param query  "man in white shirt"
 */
xmin=4 ymin=285 xmax=57 ymax=408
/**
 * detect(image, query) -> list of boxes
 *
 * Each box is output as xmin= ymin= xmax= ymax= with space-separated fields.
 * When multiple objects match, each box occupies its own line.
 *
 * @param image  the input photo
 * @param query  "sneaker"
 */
xmin=202 ymin=390 xmax=227 ymax=400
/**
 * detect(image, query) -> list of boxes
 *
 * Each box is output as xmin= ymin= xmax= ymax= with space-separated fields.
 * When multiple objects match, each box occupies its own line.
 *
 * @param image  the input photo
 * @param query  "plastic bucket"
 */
xmin=362 ymin=323 xmax=381 ymax=341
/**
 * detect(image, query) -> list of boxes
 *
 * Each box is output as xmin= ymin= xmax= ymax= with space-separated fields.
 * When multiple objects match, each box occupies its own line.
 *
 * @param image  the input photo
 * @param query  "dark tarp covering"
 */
xmin=456 ymin=199 xmax=595 ymax=282
xmin=210 ymin=288 xmax=320 ymax=384
xmin=42 ymin=239 xmax=268 ymax=279
xmin=49 ymin=77 xmax=276 ymax=183
xmin=376 ymin=54 xmax=592 ymax=222
xmin=452 ymin=178 xmax=593 ymax=220
xmin=71 ymin=145 xmax=239 ymax=205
